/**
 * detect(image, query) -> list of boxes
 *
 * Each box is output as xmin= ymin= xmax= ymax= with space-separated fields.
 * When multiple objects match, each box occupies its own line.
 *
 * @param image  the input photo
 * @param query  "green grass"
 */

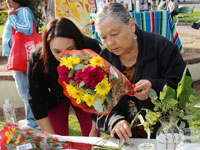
xmin=173 ymin=10 xmax=200 ymax=23
xmin=0 ymin=24 xmax=4 ymax=37
xmin=69 ymin=115 xmax=110 ymax=137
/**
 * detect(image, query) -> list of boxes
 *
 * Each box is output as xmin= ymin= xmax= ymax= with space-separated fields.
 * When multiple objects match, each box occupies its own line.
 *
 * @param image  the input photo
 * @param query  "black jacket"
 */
xmin=28 ymin=36 xmax=101 ymax=120
xmin=92 ymin=26 xmax=188 ymax=138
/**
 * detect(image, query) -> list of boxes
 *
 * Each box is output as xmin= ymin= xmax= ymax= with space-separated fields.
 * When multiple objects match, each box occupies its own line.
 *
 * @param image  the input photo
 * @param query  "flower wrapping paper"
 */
xmin=58 ymin=49 xmax=136 ymax=115
xmin=0 ymin=122 xmax=92 ymax=150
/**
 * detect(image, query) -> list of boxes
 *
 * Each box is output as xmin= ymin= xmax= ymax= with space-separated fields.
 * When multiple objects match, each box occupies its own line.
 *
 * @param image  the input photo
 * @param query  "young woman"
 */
xmin=2 ymin=0 xmax=38 ymax=129
xmin=28 ymin=17 xmax=101 ymax=136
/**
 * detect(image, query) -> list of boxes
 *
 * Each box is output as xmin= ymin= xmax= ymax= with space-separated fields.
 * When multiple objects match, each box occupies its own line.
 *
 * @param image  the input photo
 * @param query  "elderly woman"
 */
xmin=92 ymin=2 xmax=188 ymax=140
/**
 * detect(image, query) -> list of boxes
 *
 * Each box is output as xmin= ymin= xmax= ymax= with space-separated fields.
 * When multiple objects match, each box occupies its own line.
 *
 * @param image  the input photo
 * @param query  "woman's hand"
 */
xmin=134 ymin=79 xmax=152 ymax=100
xmin=111 ymin=120 xmax=132 ymax=141
xmin=8 ymin=8 xmax=17 ymax=16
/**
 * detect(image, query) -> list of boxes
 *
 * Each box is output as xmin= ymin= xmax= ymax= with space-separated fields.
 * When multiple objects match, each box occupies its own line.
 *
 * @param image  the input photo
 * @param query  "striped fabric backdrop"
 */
xmin=90 ymin=10 xmax=183 ymax=53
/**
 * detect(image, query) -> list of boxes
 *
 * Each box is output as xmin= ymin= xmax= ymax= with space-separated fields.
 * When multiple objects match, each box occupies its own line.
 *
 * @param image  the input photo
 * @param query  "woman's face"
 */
xmin=49 ymin=37 xmax=76 ymax=61
xmin=96 ymin=16 xmax=136 ymax=56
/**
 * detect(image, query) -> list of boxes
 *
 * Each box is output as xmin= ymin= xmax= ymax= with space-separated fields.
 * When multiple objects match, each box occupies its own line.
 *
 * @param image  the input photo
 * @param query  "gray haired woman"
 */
xmin=92 ymin=2 xmax=188 ymax=140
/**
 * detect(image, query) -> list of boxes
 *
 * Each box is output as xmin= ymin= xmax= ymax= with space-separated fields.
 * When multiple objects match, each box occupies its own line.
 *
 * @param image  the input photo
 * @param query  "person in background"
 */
xmin=2 ymin=0 xmax=39 ymax=129
xmin=191 ymin=20 xmax=200 ymax=29
xmin=167 ymin=0 xmax=179 ymax=19
xmin=92 ymin=2 xmax=188 ymax=141
xmin=28 ymin=17 xmax=101 ymax=136
xmin=157 ymin=0 xmax=168 ymax=10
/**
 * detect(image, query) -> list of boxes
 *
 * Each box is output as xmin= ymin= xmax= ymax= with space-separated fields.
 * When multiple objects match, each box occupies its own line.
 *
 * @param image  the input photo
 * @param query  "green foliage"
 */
xmin=94 ymin=98 xmax=103 ymax=113
xmin=173 ymin=11 xmax=200 ymax=23
xmin=29 ymin=0 xmax=45 ymax=32
xmin=0 ymin=24 xmax=4 ymax=37
xmin=138 ymin=66 xmax=200 ymax=138
xmin=0 ymin=10 xmax=8 ymax=25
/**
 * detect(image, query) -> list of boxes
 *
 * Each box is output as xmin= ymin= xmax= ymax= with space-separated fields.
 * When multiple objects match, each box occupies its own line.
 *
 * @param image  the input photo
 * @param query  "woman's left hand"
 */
xmin=134 ymin=79 xmax=152 ymax=100
xmin=8 ymin=8 xmax=17 ymax=16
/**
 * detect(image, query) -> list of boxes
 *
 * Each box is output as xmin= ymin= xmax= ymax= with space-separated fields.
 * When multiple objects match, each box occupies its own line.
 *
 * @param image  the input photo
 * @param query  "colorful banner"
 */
xmin=55 ymin=0 xmax=96 ymax=35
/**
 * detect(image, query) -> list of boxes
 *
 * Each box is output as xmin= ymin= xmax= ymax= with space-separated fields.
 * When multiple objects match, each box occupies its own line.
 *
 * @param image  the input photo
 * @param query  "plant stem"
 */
xmin=120 ymin=111 xmax=141 ymax=149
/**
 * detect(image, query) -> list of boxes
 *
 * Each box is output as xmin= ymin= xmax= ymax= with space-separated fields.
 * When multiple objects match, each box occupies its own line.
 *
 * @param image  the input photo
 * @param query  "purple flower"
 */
xmin=82 ymin=66 xmax=105 ymax=88
xmin=75 ymin=69 xmax=84 ymax=84
xmin=59 ymin=66 xmax=73 ymax=84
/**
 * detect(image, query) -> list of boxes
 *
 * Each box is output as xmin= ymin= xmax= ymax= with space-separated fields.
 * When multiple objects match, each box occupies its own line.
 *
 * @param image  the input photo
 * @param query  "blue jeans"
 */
xmin=12 ymin=71 xmax=38 ymax=127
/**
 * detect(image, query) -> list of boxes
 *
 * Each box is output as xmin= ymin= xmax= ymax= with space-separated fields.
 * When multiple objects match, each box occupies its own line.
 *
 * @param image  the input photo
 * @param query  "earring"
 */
xmin=134 ymin=34 xmax=137 ymax=40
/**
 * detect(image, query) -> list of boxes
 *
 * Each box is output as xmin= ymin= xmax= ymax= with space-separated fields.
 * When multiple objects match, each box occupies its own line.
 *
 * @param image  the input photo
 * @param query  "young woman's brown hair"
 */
xmin=40 ymin=17 xmax=86 ymax=73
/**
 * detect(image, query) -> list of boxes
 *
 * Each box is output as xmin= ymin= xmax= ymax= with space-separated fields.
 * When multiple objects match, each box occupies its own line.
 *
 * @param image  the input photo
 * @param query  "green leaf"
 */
xmin=138 ymin=114 xmax=145 ymax=124
xmin=79 ymin=81 xmax=85 ymax=88
xmin=182 ymin=115 xmax=196 ymax=120
xmin=149 ymin=89 xmax=157 ymax=100
xmin=85 ymin=88 xmax=95 ymax=95
xmin=68 ymin=70 xmax=75 ymax=78
xmin=194 ymin=102 xmax=200 ymax=108
xmin=177 ymin=66 xmax=195 ymax=108
xmin=170 ymin=111 xmax=180 ymax=118
xmin=163 ymin=98 xmax=178 ymax=107
xmin=160 ymin=85 xmax=176 ymax=101
xmin=106 ymin=93 xmax=113 ymax=107
xmin=179 ymin=121 xmax=186 ymax=129
xmin=94 ymin=98 xmax=103 ymax=113
xmin=74 ymin=64 xmax=85 ymax=70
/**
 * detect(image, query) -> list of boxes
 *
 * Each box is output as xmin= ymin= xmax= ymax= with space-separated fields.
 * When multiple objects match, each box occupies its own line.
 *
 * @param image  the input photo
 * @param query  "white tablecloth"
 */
xmin=51 ymin=135 xmax=157 ymax=150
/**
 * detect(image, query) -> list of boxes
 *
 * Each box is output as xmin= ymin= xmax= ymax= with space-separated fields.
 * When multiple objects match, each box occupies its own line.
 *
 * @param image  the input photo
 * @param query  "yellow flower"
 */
xmin=66 ymin=84 xmax=84 ymax=103
xmin=60 ymin=57 xmax=68 ymax=66
xmin=60 ymin=56 xmax=80 ymax=69
xmin=90 ymin=56 xmax=104 ymax=67
xmin=5 ymin=131 xmax=14 ymax=144
xmin=84 ymin=94 xmax=95 ymax=107
xmin=95 ymin=76 xmax=111 ymax=96
xmin=15 ymin=134 xmax=22 ymax=144
xmin=96 ymin=94 xmax=106 ymax=104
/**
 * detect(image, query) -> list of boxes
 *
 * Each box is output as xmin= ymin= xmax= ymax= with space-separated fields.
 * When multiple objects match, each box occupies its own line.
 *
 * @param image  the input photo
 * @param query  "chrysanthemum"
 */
xmin=60 ymin=57 xmax=68 ymax=67
xmin=82 ymin=66 xmax=105 ymax=88
xmin=95 ymin=76 xmax=111 ymax=96
xmin=90 ymin=56 xmax=104 ymax=67
xmin=96 ymin=94 xmax=106 ymax=104
xmin=59 ymin=66 xmax=73 ymax=84
xmin=63 ymin=56 xmax=80 ymax=69
xmin=66 ymin=84 xmax=84 ymax=102
xmin=84 ymin=94 xmax=95 ymax=107
xmin=74 ymin=69 xmax=84 ymax=84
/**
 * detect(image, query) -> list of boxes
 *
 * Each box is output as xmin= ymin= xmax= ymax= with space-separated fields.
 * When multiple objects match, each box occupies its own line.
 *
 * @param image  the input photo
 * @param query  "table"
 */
xmin=51 ymin=135 xmax=157 ymax=150
xmin=90 ymin=10 xmax=183 ymax=53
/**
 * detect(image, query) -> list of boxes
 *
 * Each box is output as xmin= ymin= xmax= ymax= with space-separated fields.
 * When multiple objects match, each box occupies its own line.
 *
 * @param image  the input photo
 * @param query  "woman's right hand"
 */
xmin=110 ymin=120 xmax=132 ymax=141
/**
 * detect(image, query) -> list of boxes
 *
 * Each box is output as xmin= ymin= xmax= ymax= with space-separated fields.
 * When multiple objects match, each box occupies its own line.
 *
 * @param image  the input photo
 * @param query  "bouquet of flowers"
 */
xmin=58 ymin=49 xmax=136 ymax=115
xmin=0 ymin=122 xmax=92 ymax=150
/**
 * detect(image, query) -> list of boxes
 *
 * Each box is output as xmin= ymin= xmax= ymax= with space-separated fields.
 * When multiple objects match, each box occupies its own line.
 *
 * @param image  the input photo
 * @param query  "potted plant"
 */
xmin=137 ymin=66 xmax=200 ymax=150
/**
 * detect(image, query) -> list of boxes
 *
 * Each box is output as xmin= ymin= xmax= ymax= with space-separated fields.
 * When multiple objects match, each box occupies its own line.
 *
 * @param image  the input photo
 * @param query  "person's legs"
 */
xmin=48 ymin=100 xmax=70 ymax=136
xmin=72 ymin=105 xmax=93 ymax=136
xmin=192 ymin=20 xmax=200 ymax=29
xmin=12 ymin=71 xmax=38 ymax=128
xmin=171 ymin=11 xmax=178 ymax=20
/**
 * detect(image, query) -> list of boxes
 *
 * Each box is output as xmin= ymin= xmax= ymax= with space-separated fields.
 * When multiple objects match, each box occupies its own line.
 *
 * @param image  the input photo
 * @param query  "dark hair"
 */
xmin=13 ymin=0 xmax=30 ymax=7
xmin=41 ymin=17 xmax=86 ymax=74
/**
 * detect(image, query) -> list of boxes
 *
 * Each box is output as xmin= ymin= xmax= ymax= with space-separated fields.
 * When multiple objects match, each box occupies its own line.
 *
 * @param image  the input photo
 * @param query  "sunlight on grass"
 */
xmin=173 ymin=11 xmax=200 ymax=23
xmin=0 ymin=25 xmax=4 ymax=37
xmin=69 ymin=114 xmax=110 ymax=138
